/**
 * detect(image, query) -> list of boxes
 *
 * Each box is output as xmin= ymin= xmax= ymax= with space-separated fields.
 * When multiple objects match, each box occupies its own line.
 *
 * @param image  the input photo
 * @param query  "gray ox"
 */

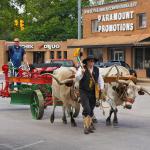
xmin=99 ymin=65 xmax=150 ymax=126
xmin=50 ymin=67 xmax=80 ymax=127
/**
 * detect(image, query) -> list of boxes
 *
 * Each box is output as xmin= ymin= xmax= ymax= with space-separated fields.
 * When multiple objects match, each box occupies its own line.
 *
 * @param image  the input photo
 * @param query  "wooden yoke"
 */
xmin=103 ymin=75 xmax=137 ymax=83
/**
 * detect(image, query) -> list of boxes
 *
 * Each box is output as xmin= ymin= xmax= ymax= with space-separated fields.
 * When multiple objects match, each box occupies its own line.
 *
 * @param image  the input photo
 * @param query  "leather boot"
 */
xmin=89 ymin=117 xmax=95 ymax=132
xmin=90 ymin=123 xmax=96 ymax=130
xmin=83 ymin=116 xmax=89 ymax=134
xmin=84 ymin=127 xmax=89 ymax=134
xmin=84 ymin=116 xmax=94 ymax=134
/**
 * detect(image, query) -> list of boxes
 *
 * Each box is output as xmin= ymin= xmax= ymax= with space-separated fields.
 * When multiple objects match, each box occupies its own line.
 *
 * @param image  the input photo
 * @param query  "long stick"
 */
xmin=77 ymin=56 xmax=84 ymax=69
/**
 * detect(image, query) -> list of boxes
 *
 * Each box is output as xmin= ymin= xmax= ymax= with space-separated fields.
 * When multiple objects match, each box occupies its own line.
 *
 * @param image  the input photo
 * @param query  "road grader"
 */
xmin=0 ymin=62 xmax=62 ymax=120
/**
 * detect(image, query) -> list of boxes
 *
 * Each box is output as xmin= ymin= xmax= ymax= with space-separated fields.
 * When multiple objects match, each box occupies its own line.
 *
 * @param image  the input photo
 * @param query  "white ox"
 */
xmin=99 ymin=65 xmax=150 ymax=126
xmin=50 ymin=67 xmax=80 ymax=127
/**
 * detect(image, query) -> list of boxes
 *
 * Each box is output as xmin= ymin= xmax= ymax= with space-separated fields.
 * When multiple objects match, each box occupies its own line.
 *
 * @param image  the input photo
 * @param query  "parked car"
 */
xmin=95 ymin=60 xmax=137 ymax=77
xmin=29 ymin=59 xmax=74 ymax=73
xmin=51 ymin=59 xmax=75 ymax=67
xmin=94 ymin=61 xmax=106 ymax=68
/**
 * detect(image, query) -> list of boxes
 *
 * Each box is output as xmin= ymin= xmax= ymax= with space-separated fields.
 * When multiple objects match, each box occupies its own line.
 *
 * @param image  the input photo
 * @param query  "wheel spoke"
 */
xmin=30 ymin=90 xmax=44 ymax=120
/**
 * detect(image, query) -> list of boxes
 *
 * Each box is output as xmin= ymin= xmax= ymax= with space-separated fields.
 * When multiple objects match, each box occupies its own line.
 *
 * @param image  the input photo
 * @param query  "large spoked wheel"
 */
xmin=30 ymin=90 xmax=44 ymax=120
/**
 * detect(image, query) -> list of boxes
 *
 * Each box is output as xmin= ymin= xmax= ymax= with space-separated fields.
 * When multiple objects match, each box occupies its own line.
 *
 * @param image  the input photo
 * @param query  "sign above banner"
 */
xmin=91 ymin=0 xmax=128 ymax=6
xmin=83 ymin=1 xmax=137 ymax=14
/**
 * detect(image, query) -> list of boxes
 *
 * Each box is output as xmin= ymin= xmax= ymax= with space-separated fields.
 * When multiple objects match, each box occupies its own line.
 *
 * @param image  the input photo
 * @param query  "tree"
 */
xmin=0 ymin=0 xmax=18 ymax=40
xmin=10 ymin=0 xmax=79 ymax=41
xmin=1 ymin=0 xmax=92 ymax=41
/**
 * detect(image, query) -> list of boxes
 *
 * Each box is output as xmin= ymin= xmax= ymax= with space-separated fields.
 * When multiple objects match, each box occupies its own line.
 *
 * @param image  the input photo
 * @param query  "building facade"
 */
xmin=69 ymin=0 xmax=150 ymax=77
xmin=0 ymin=40 xmax=76 ymax=71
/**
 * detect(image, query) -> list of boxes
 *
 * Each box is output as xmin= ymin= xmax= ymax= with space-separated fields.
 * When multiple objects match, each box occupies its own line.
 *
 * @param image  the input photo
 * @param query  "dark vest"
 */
xmin=79 ymin=66 xmax=99 ymax=92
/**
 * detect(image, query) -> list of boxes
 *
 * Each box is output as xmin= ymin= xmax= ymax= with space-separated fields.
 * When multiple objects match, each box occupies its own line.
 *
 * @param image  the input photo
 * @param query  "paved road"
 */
xmin=0 ymin=84 xmax=150 ymax=150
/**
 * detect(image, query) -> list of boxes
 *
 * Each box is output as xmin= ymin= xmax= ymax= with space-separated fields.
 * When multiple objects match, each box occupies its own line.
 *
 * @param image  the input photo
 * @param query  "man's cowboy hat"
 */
xmin=14 ymin=38 xmax=20 ymax=42
xmin=82 ymin=55 xmax=98 ymax=64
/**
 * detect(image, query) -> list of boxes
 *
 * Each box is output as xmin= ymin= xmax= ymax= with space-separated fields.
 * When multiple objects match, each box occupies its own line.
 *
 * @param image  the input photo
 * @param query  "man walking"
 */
xmin=75 ymin=55 xmax=104 ymax=134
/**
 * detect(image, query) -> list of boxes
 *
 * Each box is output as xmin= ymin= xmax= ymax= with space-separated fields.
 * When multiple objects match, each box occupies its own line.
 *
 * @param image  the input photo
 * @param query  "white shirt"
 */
xmin=75 ymin=66 xmax=104 ymax=90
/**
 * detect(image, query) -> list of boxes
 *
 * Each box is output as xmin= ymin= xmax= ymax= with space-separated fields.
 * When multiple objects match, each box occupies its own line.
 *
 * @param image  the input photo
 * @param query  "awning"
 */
xmin=68 ymin=34 xmax=150 ymax=48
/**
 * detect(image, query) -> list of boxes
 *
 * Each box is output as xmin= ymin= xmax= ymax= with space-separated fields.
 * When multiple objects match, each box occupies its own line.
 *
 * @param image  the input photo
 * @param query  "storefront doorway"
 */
xmin=33 ymin=52 xmax=44 ymax=64
xmin=114 ymin=51 xmax=124 ymax=61
xmin=87 ymin=48 xmax=103 ymax=61
xmin=134 ymin=47 xmax=150 ymax=77
xmin=109 ymin=48 xmax=125 ymax=61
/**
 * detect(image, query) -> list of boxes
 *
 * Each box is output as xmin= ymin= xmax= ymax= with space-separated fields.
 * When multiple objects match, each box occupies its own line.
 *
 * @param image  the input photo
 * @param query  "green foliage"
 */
xmin=104 ymin=0 xmax=113 ymax=2
xmin=11 ymin=0 xmax=79 ymax=41
xmin=1 ymin=0 xmax=92 ymax=41
xmin=0 ymin=0 xmax=18 ymax=40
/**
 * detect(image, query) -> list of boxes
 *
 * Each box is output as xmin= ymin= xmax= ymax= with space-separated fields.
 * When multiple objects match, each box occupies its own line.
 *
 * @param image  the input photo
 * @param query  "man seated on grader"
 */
xmin=8 ymin=38 xmax=28 ymax=90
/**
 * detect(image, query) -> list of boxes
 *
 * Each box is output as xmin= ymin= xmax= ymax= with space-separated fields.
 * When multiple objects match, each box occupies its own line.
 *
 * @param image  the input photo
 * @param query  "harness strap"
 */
xmin=70 ymin=85 xmax=78 ymax=102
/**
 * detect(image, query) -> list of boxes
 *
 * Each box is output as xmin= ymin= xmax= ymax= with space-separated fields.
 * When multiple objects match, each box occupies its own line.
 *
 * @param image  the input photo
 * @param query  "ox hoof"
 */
xmin=124 ymin=105 xmax=132 ymax=109
xmin=50 ymin=114 xmax=55 ymax=123
xmin=92 ymin=116 xmax=98 ymax=123
xmin=62 ymin=117 xmax=67 ymax=124
xmin=71 ymin=121 xmax=77 ymax=127
xmin=113 ymin=120 xmax=118 ymax=126
xmin=106 ymin=119 xmax=111 ymax=126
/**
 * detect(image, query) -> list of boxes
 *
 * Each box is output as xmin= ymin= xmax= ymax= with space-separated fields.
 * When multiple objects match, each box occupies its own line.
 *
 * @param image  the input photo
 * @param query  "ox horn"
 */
xmin=140 ymin=87 xmax=150 ymax=95
xmin=117 ymin=79 xmax=150 ymax=95
xmin=128 ymin=83 xmax=150 ymax=96
xmin=134 ymin=85 xmax=150 ymax=95
xmin=41 ymin=73 xmax=74 ymax=85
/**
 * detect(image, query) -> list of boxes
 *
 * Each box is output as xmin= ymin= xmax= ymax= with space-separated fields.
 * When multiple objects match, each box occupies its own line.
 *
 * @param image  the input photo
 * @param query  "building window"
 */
xmin=108 ymin=48 xmax=125 ymax=61
xmin=134 ymin=47 xmax=150 ymax=69
xmin=134 ymin=48 xmax=143 ymax=69
xmin=144 ymin=47 xmax=150 ymax=68
xmin=91 ymin=20 xmax=98 ymax=32
xmin=57 ymin=51 xmax=62 ymax=59
xmin=64 ymin=51 xmax=67 ymax=59
xmin=87 ymin=48 xmax=103 ymax=61
xmin=50 ymin=51 xmax=54 ymax=59
xmin=114 ymin=51 xmax=124 ymax=61
xmin=137 ymin=13 xmax=147 ymax=28
xmin=33 ymin=52 xmax=44 ymax=64
xmin=87 ymin=49 xmax=93 ymax=55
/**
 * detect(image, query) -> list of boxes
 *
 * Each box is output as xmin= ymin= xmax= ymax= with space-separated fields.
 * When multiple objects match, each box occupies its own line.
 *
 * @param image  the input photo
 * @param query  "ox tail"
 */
xmin=50 ymin=96 xmax=58 ymax=123
xmin=41 ymin=73 xmax=74 ymax=85
xmin=40 ymin=73 xmax=62 ymax=85
xmin=73 ymin=103 xmax=80 ymax=118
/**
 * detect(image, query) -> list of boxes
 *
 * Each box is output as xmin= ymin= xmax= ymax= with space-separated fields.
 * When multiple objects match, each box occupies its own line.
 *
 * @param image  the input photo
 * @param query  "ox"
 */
xmin=50 ymin=67 xmax=80 ymax=127
xmin=99 ymin=65 xmax=150 ymax=126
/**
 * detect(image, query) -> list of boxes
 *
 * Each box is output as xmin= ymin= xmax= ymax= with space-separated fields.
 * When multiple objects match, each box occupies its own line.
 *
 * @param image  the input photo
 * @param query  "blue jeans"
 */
xmin=9 ymin=69 xmax=21 ymax=90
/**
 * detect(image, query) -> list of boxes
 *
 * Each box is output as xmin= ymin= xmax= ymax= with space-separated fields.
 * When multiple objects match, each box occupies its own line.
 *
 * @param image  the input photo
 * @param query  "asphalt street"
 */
xmin=0 ymin=77 xmax=150 ymax=150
